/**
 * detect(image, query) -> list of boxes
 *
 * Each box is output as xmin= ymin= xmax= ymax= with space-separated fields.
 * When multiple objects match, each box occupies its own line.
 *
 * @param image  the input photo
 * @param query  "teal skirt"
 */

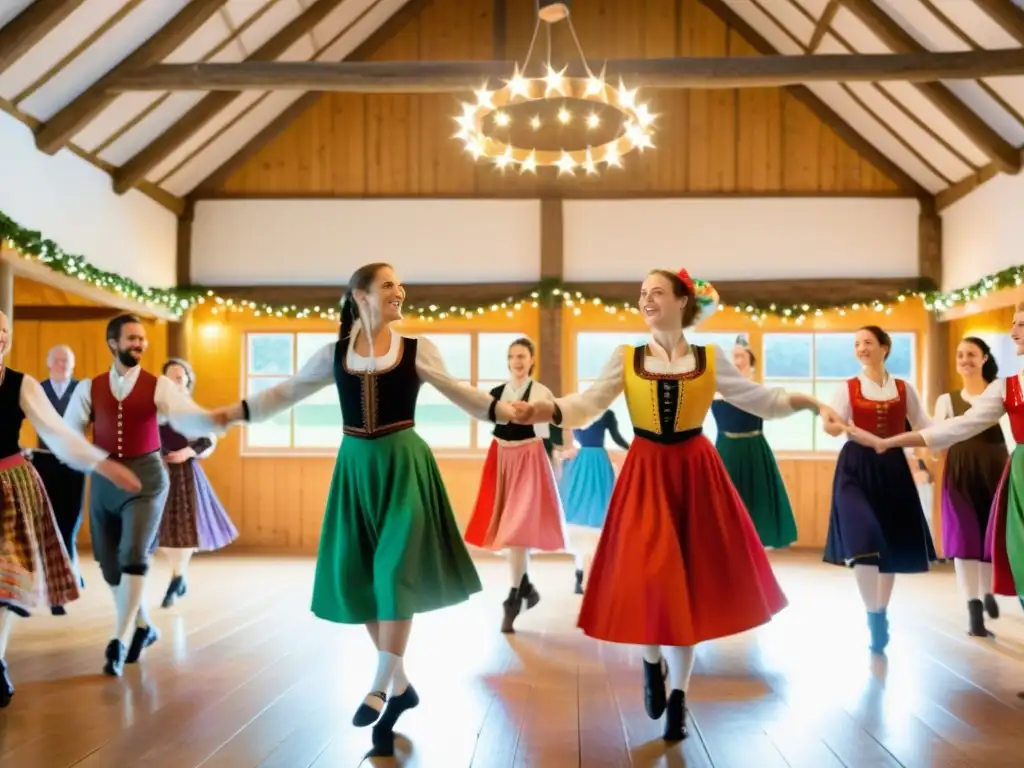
xmin=311 ymin=429 xmax=483 ymax=624
xmin=716 ymin=432 xmax=797 ymax=549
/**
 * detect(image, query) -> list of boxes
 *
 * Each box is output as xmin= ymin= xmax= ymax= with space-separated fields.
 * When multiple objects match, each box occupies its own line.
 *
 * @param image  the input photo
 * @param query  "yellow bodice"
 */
xmin=622 ymin=344 xmax=716 ymax=440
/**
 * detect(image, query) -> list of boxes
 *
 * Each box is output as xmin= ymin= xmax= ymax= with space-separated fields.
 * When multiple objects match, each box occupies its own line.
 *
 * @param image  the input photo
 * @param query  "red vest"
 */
xmin=848 ymin=376 xmax=907 ymax=438
xmin=1004 ymin=375 xmax=1024 ymax=444
xmin=91 ymin=369 xmax=161 ymax=459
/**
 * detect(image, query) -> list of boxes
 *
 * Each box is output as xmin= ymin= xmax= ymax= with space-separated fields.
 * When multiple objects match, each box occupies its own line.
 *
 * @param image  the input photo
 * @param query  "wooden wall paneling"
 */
xmin=206 ymin=0 xmax=907 ymax=198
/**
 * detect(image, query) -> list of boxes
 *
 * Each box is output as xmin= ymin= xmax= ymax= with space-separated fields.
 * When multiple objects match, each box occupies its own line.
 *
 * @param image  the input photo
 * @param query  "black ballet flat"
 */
xmin=352 ymin=691 xmax=387 ymax=727
xmin=126 ymin=625 xmax=160 ymax=664
xmin=365 ymin=685 xmax=420 ymax=757
xmin=0 ymin=660 xmax=13 ymax=708
xmin=103 ymin=639 xmax=126 ymax=677
xmin=663 ymin=689 xmax=688 ymax=741
xmin=574 ymin=569 xmax=584 ymax=595
xmin=643 ymin=657 xmax=668 ymax=719
xmin=161 ymin=575 xmax=186 ymax=608
xmin=50 ymin=605 xmax=66 ymax=616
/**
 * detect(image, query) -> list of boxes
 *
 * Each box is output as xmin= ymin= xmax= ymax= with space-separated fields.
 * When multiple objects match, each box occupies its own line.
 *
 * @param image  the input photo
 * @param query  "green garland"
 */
xmin=0 ymin=209 xmax=1007 ymax=322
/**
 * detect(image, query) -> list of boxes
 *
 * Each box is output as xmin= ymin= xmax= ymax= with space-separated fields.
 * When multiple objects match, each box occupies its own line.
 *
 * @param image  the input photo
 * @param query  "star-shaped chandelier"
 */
xmin=453 ymin=1 xmax=656 ymax=176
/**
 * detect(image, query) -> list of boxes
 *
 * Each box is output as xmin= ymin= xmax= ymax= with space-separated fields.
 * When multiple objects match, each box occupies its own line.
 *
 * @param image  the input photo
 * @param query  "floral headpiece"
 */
xmin=677 ymin=268 xmax=719 ymax=328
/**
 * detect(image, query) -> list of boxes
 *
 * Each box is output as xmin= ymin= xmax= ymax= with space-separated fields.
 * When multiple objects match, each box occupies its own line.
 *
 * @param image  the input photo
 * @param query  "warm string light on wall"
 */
xmin=1 ymin=211 xmax=1008 ymax=324
xmin=453 ymin=1 xmax=655 ymax=175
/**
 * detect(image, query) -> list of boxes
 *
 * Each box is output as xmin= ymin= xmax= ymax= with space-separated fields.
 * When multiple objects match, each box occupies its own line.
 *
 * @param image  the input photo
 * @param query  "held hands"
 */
xmin=210 ymin=403 xmax=245 ymax=430
xmin=508 ymin=399 xmax=555 ymax=425
xmin=164 ymin=447 xmax=195 ymax=464
xmin=96 ymin=459 xmax=142 ymax=493
xmin=845 ymin=426 xmax=892 ymax=454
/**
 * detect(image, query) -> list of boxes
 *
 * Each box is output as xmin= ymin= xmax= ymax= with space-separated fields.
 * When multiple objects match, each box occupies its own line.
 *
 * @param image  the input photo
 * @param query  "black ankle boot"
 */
xmin=519 ymin=573 xmax=541 ymax=610
xmin=967 ymin=599 xmax=993 ymax=637
xmin=643 ymin=657 xmax=667 ymax=719
xmin=501 ymin=587 xmax=521 ymax=633
xmin=984 ymin=593 xmax=1000 ymax=619
xmin=574 ymin=569 xmax=584 ymax=595
xmin=663 ymin=690 xmax=688 ymax=741
xmin=126 ymin=624 xmax=160 ymax=663
xmin=0 ymin=659 xmax=13 ymax=708
xmin=103 ymin=639 xmax=126 ymax=677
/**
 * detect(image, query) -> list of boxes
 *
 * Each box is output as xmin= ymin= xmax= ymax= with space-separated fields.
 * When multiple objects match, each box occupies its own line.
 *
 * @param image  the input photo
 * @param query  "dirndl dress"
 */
xmin=711 ymin=399 xmax=797 ymax=548
xmin=576 ymin=345 xmax=787 ymax=646
xmin=824 ymin=377 xmax=937 ymax=573
xmin=984 ymin=375 xmax=1024 ymax=595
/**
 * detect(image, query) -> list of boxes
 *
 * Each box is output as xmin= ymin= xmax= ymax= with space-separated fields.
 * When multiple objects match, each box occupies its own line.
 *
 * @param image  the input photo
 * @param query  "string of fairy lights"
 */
xmin=0 ymin=211 xmax=1016 ymax=325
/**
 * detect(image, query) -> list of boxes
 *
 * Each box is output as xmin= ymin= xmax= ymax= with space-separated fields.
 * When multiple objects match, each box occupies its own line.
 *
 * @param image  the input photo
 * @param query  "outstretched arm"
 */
xmin=234 ymin=343 xmax=337 ymax=424
xmin=22 ymin=376 xmax=106 ymax=472
xmin=901 ymin=379 xmax=1006 ymax=451
xmin=415 ymin=336 xmax=515 ymax=423
xmin=546 ymin=347 xmax=627 ymax=429
xmin=156 ymin=376 xmax=221 ymax=438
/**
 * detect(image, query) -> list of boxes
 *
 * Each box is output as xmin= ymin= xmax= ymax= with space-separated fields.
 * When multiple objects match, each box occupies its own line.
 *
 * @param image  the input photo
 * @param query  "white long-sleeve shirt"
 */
xmin=933 ymin=389 xmax=1015 ymax=454
xmin=63 ymin=364 xmax=218 ymax=440
xmin=16 ymin=373 xmax=107 ymax=472
xmin=244 ymin=327 xmax=506 ymax=424
xmin=921 ymin=377 xmax=1021 ymax=450
xmin=553 ymin=342 xmax=795 ymax=430
xmin=828 ymin=371 xmax=932 ymax=440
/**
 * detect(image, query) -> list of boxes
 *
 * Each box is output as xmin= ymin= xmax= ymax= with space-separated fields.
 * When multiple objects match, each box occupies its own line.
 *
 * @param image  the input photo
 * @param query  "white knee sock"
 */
xmin=507 ymin=547 xmax=528 ymax=587
xmin=955 ymin=559 xmax=983 ymax=600
xmin=854 ymin=564 xmax=882 ymax=611
xmin=641 ymin=645 xmax=662 ymax=664
xmin=0 ymin=607 xmax=15 ymax=659
xmin=574 ymin=551 xmax=585 ymax=570
xmin=980 ymin=561 xmax=994 ymax=596
xmin=366 ymin=651 xmax=401 ymax=711
xmin=662 ymin=645 xmax=696 ymax=693
xmin=391 ymin=656 xmax=410 ymax=696
xmin=114 ymin=575 xmax=146 ymax=645
xmin=162 ymin=548 xmax=193 ymax=578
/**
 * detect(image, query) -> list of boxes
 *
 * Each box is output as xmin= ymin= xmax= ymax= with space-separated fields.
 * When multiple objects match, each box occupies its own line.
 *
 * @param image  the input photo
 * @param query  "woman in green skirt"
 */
xmin=710 ymin=337 xmax=797 ymax=549
xmin=213 ymin=263 xmax=515 ymax=755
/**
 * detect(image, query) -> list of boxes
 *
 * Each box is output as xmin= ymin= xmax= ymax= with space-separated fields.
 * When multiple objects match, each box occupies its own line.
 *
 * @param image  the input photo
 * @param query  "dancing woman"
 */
xmin=0 ymin=311 xmax=139 ymax=707
xmin=211 ymin=263 xmax=513 ymax=756
xmin=156 ymin=358 xmax=238 ymax=608
xmin=558 ymin=409 xmax=630 ymax=593
xmin=933 ymin=337 xmax=1007 ymax=637
xmin=463 ymin=337 xmax=567 ymax=632
xmin=710 ymin=337 xmax=797 ymax=549
xmin=513 ymin=269 xmax=843 ymax=741
xmin=852 ymin=304 xmax=1024 ymax=609
xmin=822 ymin=326 xmax=936 ymax=655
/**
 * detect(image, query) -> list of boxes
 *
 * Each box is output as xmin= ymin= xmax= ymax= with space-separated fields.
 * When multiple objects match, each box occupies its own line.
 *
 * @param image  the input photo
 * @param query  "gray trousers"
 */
xmin=89 ymin=452 xmax=169 ymax=586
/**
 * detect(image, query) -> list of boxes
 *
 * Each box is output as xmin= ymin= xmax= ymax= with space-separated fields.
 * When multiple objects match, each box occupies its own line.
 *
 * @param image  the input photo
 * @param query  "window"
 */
xmin=574 ymin=331 xmax=741 ymax=448
xmin=761 ymin=331 xmax=916 ymax=452
xmin=243 ymin=330 xmax=526 ymax=453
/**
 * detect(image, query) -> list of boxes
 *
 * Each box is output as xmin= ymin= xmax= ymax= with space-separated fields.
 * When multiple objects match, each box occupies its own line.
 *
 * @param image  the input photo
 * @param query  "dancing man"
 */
xmin=63 ymin=314 xmax=221 ymax=676
xmin=28 ymin=344 xmax=87 ymax=614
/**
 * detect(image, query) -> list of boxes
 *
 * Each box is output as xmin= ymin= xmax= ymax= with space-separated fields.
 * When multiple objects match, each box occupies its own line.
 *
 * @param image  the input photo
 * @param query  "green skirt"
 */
xmin=311 ymin=429 xmax=483 ymax=624
xmin=716 ymin=433 xmax=797 ymax=549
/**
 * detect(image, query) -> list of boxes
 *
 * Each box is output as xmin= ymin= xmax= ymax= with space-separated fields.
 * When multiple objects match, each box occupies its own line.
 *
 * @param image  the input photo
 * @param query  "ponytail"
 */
xmin=339 ymin=290 xmax=359 ymax=342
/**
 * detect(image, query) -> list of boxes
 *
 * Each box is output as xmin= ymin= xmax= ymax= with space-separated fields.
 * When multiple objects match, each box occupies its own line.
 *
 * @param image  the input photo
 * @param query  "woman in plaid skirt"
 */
xmin=154 ymin=358 xmax=237 ymax=608
xmin=0 ymin=311 xmax=140 ymax=707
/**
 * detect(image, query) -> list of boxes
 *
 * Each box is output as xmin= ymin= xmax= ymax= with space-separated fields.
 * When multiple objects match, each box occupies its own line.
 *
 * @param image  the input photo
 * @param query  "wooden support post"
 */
xmin=0 ymin=260 xmax=13 ymax=323
xmin=918 ymin=201 xmax=945 ymax=536
xmin=538 ymin=199 xmax=563 ymax=396
xmin=168 ymin=201 xmax=194 ymax=361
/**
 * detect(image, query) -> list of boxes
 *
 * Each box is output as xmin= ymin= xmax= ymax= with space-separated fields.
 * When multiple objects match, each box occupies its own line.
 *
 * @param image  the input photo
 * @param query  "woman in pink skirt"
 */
xmin=463 ymin=337 xmax=567 ymax=633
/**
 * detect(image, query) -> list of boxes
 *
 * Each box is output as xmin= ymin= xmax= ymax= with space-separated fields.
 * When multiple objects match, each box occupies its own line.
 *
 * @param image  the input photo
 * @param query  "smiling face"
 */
xmin=1012 ymin=311 xmax=1024 ymax=355
xmin=508 ymin=343 xmax=533 ymax=380
xmin=354 ymin=265 xmax=405 ymax=325
xmin=854 ymin=328 xmax=888 ymax=367
xmin=955 ymin=340 xmax=987 ymax=380
xmin=639 ymin=272 xmax=687 ymax=331
xmin=110 ymin=321 xmax=147 ymax=368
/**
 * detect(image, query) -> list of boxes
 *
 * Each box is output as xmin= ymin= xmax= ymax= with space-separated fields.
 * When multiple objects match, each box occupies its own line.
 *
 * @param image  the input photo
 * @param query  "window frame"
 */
xmin=761 ymin=330 xmax=918 ymax=456
xmin=240 ymin=329 xmax=525 ymax=458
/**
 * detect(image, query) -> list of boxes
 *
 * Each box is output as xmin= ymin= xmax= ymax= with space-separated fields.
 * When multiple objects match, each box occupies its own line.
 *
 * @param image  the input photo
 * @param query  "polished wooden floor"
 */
xmin=2 ymin=550 xmax=1024 ymax=767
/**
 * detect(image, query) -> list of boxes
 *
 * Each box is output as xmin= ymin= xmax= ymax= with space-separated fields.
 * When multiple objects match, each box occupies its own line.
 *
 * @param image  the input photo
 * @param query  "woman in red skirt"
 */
xmin=464 ymin=337 xmax=567 ymax=633
xmin=513 ymin=269 xmax=844 ymax=741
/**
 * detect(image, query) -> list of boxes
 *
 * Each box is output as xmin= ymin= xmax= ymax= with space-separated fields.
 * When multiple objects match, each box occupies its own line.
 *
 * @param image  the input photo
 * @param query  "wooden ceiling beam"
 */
xmin=840 ymin=0 xmax=1020 ymax=173
xmin=808 ymin=0 xmax=841 ymax=53
xmin=13 ymin=305 xmax=123 ymax=322
xmin=188 ymin=0 xmax=435 ymax=198
xmin=973 ymin=0 xmax=1024 ymax=47
xmin=111 ymin=0 xmax=348 ymax=196
xmin=0 ymin=0 xmax=88 ymax=77
xmin=697 ymin=0 xmax=927 ymax=198
xmin=32 ymin=0 xmax=228 ymax=156
xmin=110 ymin=49 xmax=1024 ymax=92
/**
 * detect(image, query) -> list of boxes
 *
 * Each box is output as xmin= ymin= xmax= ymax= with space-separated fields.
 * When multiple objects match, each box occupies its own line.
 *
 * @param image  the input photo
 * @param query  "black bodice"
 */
xmin=490 ymin=381 xmax=537 ymax=442
xmin=334 ymin=334 xmax=422 ymax=439
xmin=0 ymin=368 xmax=26 ymax=459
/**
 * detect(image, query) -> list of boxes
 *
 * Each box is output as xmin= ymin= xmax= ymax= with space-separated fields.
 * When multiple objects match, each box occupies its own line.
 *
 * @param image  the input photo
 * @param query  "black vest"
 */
xmin=0 ymin=369 xmax=26 ymax=459
xmin=491 ymin=381 xmax=537 ymax=442
xmin=334 ymin=334 xmax=422 ymax=439
xmin=38 ymin=378 xmax=78 ymax=452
